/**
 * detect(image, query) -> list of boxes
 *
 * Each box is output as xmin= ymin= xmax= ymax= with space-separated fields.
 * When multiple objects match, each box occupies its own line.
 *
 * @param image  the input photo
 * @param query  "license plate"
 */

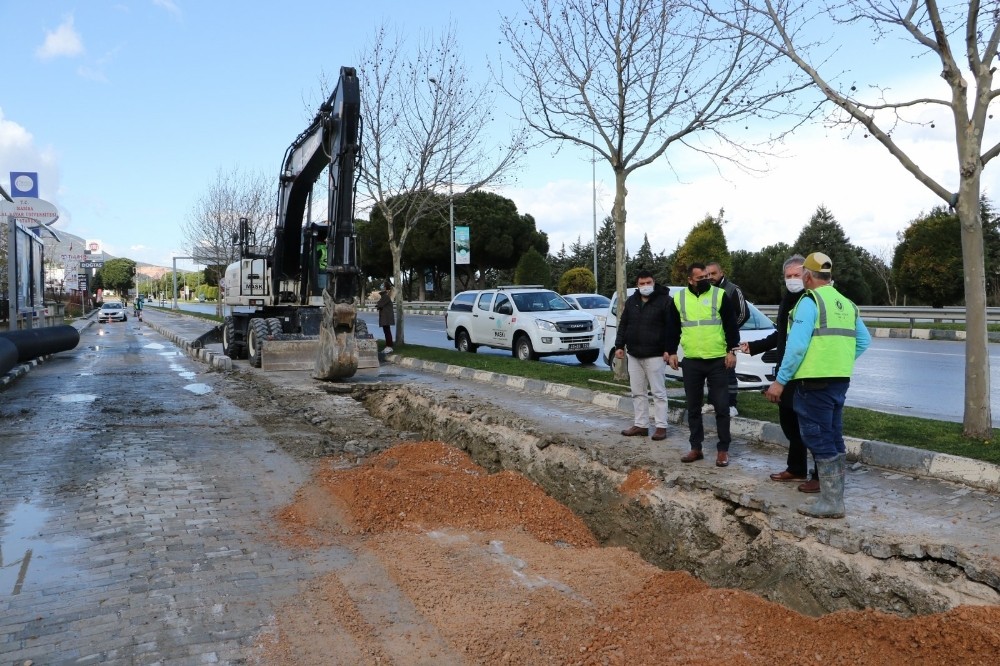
xmin=568 ymin=343 xmax=589 ymax=350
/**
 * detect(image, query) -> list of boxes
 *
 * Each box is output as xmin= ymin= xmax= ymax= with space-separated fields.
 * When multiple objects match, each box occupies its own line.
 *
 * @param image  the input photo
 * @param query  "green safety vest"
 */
xmin=790 ymin=284 xmax=859 ymax=380
xmin=674 ymin=286 xmax=728 ymax=359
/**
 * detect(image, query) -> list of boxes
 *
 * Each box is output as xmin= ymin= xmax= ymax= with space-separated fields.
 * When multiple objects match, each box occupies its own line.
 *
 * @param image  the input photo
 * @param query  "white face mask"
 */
xmin=785 ymin=278 xmax=804 ymax=293
xmin=638 ymin=285 xmax=654 ymax=296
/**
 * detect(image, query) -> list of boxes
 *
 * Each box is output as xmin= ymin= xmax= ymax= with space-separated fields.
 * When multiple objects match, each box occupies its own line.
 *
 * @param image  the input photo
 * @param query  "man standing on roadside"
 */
xmin=764 ymin=252 xmax=871 ymax=519
xmin=742 ymin=255 xmax=816 ymax=491
xmin=667 ymin=263 xmax=741 ymax=467
xmin=706 ymin=261 xmax=748 ymax=417
xmin=614 ymin=270 xmax=672 ymax=442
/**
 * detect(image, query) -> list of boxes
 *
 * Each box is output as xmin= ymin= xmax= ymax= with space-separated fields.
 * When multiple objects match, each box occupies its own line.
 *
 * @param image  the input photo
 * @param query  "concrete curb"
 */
xmin=388 ymin=354 xmax=1000 ymax=493
xmin=142 ymin=317 xmax=233 ymax=371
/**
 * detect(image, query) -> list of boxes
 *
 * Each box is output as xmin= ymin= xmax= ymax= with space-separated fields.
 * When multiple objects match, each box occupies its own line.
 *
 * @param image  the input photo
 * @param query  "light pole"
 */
xmin=592 ymin=128 xmax=598 ymax=292
xmin=430 ymin=77 xmax=455 ymax=300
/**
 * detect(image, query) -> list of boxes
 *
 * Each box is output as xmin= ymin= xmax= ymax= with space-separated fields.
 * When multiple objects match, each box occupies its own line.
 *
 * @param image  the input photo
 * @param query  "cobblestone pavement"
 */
xmin=0 ymin=317 xmax=357 ymax=665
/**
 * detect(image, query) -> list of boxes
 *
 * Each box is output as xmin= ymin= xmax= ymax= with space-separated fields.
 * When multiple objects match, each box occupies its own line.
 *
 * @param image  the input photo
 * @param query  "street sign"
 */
xmin=80 ymin=261 xmax=104 ymax=269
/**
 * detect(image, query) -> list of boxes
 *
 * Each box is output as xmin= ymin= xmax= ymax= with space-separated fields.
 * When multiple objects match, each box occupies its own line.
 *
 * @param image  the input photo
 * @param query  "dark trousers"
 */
xmin=682 ymin=357 xmax=730 ymax=451
xmin=382 ymin=325 xmax=394 ymax=347
xmin=778 ymin=385 xmax=814 ymax=478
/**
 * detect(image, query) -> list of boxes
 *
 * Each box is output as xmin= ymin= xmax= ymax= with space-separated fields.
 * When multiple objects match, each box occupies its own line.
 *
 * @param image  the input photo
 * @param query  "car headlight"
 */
xmin=595 ymin=314 xmax=607 ymax=328
xmin=535 ymin=319 xmax=557 ymax=332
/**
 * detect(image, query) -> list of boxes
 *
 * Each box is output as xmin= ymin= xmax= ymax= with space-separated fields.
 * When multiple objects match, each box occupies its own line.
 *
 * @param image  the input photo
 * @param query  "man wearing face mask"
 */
xmin=706 ymin=261 xmax=749 ymax=417
xmin=741 ymin=255 xmax=818 ymax=490
xmin=614 ymin=270 xmax=672 ymax=441
xmin=666 ymin=263 xmax=741 ymax=467
xmin=764 ymin=252 xmax=871 ymax=518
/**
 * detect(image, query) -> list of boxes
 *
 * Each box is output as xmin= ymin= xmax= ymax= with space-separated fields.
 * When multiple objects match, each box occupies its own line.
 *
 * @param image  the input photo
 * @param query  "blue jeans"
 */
xmin=792 ymin=380 xmax=849 ymax=460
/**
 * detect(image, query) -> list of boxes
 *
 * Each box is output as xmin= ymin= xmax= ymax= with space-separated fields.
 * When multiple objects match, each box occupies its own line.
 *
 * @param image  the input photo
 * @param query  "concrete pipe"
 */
xmin=0 ymin=336 xmax=17 ymax=375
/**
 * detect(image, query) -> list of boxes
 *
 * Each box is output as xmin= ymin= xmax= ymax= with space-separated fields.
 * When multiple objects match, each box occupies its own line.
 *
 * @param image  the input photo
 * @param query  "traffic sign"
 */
xmin=80 ymin=261 xmax=104 ymax=269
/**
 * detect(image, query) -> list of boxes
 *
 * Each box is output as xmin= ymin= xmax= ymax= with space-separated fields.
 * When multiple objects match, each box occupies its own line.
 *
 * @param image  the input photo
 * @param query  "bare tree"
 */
xmin=705 ymin=1 xmax=995 ymax=437
xmin=356 ymin=22 xmax=527 ymax=345
xmin=864 ymin=242 xmax=900 ymax=306
xmin=181 ymin=167 xmax=272 ymax=317
xmin=499 ymin=0 xmax=810 ymax=377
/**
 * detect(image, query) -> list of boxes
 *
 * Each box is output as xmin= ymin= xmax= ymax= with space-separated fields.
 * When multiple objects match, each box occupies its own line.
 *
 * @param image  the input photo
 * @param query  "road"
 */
xmin=170 ymin=302 xmax=1000 ymax=425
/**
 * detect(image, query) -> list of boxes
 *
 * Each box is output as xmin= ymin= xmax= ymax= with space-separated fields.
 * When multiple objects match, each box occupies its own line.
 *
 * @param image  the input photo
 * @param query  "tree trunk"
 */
xmin=956 ymin=174 xmax=992 ymax=438
xmin=390 ymin=242 xmax=405 ymax=346
xmin=612 ymin=169 xmax=629 ymax=382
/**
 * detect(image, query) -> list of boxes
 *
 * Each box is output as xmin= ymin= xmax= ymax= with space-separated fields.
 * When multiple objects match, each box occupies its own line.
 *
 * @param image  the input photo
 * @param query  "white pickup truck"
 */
xmin=445 ymin=286 xmax=603 ymax=363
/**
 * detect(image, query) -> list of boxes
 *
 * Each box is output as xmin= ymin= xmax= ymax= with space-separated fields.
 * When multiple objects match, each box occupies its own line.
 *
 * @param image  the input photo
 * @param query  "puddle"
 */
xmin=178 ymin=372 xmax=196 ymax=379
xmin=0 ymin=499 xmax=85 ymax=595
xmin=57 ymin=394 xmax=98 ymax=403
xmin=183 ymin=383 xmax=213 ymax=395
xmin=144 ymin=343 xmax=166 ymax=350
xmin=158 ymin=351 xmax=181 ymax=357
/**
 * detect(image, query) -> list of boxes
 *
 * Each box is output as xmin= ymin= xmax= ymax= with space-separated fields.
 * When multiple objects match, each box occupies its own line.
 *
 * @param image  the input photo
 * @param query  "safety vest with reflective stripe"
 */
xmin=674 ymin=286 xmax=728 ymax=359
xmin=790 ymin=284 xmax=859 ymax=380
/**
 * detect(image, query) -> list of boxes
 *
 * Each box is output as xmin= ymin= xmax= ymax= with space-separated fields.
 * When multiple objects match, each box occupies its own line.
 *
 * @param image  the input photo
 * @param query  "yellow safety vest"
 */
xmin=791 ymin=284 xmax=859 ymax=380
xmin=674 ymin=286 xmax=728 ymax=359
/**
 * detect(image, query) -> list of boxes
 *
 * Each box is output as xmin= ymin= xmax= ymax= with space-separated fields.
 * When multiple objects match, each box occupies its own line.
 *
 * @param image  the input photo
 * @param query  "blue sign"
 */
xmin=455 ymin=226 xmax=470 ymax=266
xmin=10 ymin=172 xmax=39 ymax=198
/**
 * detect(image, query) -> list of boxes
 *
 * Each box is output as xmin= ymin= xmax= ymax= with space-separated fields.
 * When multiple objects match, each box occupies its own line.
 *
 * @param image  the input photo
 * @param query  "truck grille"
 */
xmin=560 ymin=335 xmax=594 ymax=344
xmin=555 ymin=320 xmax=593 ymax=333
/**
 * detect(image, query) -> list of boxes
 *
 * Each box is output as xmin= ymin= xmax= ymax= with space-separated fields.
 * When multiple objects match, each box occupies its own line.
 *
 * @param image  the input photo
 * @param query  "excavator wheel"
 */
xmin=222 ymin=317 xmax=241 ymax=359
xmin=266 ymin=317 xmax=283 ymax=336
xmin=247 ymin=318 xmax=270 ymax=368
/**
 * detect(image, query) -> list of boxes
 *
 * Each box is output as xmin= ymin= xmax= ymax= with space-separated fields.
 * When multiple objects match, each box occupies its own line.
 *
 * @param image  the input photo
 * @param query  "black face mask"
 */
xmin=692 ymin=278 xmax=711 ymax=295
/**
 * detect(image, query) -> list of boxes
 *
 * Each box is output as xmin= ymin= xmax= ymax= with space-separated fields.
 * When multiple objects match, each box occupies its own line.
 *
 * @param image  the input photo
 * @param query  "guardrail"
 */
xmin=755 ymin=304 xmax=1000 ymax=326
xmin=387 ymin=300 xmax=999 ymax=326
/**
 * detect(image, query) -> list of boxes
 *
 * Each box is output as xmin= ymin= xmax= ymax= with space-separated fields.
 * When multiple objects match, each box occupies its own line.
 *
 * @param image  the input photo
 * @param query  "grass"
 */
xmin=391 ymin=343 xmax=1000 ymax=465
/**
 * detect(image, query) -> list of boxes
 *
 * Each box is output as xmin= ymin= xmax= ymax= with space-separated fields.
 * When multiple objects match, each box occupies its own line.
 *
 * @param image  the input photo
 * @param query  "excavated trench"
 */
xmin=354 ymin=383 xmax=1000 ymax=619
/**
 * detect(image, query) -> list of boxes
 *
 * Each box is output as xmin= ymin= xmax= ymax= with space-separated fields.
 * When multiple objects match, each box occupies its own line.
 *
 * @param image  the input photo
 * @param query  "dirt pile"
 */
xmin=261 ymin=441 xmax=1000 ymax=665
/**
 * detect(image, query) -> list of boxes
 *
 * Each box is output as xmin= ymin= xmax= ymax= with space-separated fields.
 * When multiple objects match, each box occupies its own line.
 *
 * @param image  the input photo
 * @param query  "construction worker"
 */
xmin=764 ymin=252 xmax=871 ymax=519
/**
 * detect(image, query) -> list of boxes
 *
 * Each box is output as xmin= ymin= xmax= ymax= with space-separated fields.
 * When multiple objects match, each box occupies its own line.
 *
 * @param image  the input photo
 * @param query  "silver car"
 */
xmin=98 ymin=302 xmax=127 ymax=323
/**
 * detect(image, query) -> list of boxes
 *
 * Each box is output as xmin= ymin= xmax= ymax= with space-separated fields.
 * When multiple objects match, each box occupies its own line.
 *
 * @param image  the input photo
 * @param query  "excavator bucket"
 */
xmin=313 ymin=294 xmax=378 ymax=379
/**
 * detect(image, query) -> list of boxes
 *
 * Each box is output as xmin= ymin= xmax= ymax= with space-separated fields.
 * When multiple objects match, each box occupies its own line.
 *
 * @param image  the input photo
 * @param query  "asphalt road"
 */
xmin=170 ymin=302 xmax=1000 ymax=425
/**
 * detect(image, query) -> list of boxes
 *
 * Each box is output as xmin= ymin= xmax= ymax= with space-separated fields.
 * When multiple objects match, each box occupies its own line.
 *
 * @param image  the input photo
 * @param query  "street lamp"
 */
xmin=429 ymin=77 xmax=455 ymax=300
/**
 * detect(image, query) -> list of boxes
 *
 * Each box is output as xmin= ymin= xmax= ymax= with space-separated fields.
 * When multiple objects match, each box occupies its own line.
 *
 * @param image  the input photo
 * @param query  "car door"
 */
xmin=468 ymin=292 xmax=495 ymax=343
xmin=490 ymin=293 xmax=515 ymax=350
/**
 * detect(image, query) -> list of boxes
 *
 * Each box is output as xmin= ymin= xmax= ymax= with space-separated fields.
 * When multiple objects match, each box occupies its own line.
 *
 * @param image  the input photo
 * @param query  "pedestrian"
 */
xmin=706 ymin=261 xmax=748 ymax=416
xmin=613 ymin=270 xmax=672 ymax=441
xmin=376 ymin=281 xmax=395 ymax=354
xmin=667 ymin=262 xmax=741 ymax=467
xmin=134 ymin=295 xmax=144 ymax=322
xmin=764 ymin=252 xmax=871 ymax=519
xmin=740 ymin=255 xmax=818 ymax=491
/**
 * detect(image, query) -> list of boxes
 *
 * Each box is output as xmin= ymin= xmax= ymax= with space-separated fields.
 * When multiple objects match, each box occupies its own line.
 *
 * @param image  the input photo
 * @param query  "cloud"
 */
xmin=36 ymin=15 xmax=84 ymax=61
xmin=152 ymin=0 xmax=182 ymax=18
xmin=0 ymin=109 xmax=61 ymax=203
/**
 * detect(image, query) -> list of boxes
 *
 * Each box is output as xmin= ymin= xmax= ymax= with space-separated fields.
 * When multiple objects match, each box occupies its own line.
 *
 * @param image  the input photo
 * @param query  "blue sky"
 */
xmin=2 ymin=1 xmax=997 ymax=273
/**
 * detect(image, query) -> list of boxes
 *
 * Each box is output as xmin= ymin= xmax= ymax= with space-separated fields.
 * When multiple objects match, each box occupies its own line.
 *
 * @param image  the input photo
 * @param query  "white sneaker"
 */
xmin=701 ymin=404 xmax=715 ymax=414
xmin=383 ymin=346 xmax=393 ymax=354
xmin=729 ymin=406 xmax=739 ymax=417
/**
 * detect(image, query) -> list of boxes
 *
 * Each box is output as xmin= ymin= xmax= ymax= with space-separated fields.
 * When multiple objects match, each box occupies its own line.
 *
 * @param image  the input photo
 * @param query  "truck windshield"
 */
xmin=511 ymin=291 xmax=573 ymax=312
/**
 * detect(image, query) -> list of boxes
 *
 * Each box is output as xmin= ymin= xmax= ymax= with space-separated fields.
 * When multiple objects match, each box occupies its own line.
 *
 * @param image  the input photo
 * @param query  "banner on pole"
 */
xmin=455 ymin=226 xmax=470 ymax=265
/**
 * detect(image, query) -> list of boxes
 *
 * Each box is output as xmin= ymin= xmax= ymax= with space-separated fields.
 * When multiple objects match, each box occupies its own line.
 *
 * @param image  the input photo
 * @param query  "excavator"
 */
xmin=219 ymin=66 xmax=376 ymax=378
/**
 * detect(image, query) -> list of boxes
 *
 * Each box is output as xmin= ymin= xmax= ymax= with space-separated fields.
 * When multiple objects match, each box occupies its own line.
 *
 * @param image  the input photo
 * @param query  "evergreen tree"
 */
xmin=558 ymin=267 xmax=597 ymax=294
xmin=514 ymin=247 xmax=552 ymax=287
xmin=731 ymin=243 xmax=790 ymax=304
xmin=595 ymin=216 xmax=619 ymax=296
xmin=628 ymin=234 xmax=656 ymax=285
xmin=670 ymin=211 xmax=731 ymax=284
xmin=793 ymin=206 xmax=871 ymax=304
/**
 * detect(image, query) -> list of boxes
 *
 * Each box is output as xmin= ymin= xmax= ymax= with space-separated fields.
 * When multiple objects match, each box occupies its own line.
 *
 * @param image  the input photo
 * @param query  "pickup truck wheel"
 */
xmin=247 ymin=318 xmax=269 ymax=368
xmin=514 ymin=335 xmax=538 ymax=361
xmin=456 ymin=330 xmax=477 ymax=353
xmin=575 ymin=349 xmax=600 ymax=365
xmin=222 ymin=317 xmax=240 ymax=359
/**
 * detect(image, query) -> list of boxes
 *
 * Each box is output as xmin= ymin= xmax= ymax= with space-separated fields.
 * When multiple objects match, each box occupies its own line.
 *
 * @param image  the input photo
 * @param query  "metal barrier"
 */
xmin=755 ymin=304 xmax=1000 ymax=326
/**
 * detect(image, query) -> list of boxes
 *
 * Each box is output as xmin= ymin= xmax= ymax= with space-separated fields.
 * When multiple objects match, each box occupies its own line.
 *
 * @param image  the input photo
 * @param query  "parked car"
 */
xmin=445 ymin=286 xmax=603 ymax=363
xmin=562 ymin=293 xmax=612 ymax=329
xmin=98 ymin=301 xmax=127 ymax=323
xmin=602 ymin=287 xmax=776 ymax=388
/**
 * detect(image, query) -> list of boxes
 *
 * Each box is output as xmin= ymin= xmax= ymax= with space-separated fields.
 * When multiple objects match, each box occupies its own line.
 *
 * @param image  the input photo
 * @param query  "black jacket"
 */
xmin=747 ymin=288 xmax=805 ymax=365
xmin=665 ymin=285 xmax=741 ymax=358
xmin=717 ymin=275 xmax=749 ymax=328
xmin=614 ymin=284 xmax=671 ymax=358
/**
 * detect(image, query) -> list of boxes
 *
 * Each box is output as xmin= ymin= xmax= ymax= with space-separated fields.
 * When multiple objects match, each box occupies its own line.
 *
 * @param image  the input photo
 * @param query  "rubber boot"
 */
xmin=797 ymin=454 xmax=845 ymax=519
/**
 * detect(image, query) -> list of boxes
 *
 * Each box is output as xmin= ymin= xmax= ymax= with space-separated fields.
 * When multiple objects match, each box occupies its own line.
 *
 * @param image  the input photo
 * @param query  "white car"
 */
xmin=445 ymin=286 xmax=603 ymax=363
xmin=563 ymin=293 xmax=611 ymax=330
xmin=602 ymin=287 xmax=776 ymax=388
xmin=98 ymin=301 xmax=128 ymax=323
